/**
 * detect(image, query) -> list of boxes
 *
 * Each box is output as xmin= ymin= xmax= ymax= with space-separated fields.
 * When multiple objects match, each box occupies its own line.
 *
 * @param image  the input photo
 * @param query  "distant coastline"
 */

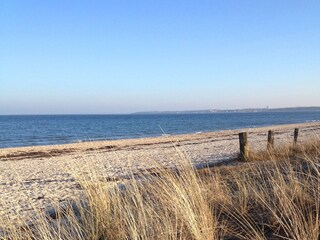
xmin=132 ymin=106 xmax=320 ymax=115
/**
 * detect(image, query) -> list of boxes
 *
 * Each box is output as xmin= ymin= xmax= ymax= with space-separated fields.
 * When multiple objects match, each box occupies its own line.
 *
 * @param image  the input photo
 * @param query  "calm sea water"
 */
xmin=1 ymin=112 xmax=320 ymax=148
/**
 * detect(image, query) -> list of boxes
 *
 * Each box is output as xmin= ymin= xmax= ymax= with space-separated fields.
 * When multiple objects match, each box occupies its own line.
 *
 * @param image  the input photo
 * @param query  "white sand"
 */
xmin=1 ymin=122 xmax=320 ymax=220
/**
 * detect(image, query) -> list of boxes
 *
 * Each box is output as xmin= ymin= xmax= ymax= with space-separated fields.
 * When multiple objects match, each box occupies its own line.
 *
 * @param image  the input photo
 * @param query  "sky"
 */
xmin=0 ymin=0 xmax=320 ymax=114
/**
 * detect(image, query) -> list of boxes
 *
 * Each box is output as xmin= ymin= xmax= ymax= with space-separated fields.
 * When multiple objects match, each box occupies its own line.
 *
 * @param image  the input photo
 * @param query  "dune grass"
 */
xmin=1 ymin=139 xmax=320 ymax=239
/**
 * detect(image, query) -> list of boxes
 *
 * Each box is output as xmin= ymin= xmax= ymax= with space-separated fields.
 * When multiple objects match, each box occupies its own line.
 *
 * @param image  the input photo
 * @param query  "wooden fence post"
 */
xmin=294 ymin=128 xmax=299 ymax=146
xmin=239 ymin=132 xmax=248 ymax=160
xmin=267 ymin=130 xmax=275 ymax=151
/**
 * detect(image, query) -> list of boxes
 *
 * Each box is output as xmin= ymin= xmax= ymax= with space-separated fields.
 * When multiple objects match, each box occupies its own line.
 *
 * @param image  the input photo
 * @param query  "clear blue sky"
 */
xmin=1 ymin=0 xmax=319 ymax=114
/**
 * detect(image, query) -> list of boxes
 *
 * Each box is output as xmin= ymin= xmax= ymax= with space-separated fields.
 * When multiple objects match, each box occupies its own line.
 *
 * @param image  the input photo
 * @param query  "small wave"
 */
xmin=306 ymin=120 xmax=320 ymax=123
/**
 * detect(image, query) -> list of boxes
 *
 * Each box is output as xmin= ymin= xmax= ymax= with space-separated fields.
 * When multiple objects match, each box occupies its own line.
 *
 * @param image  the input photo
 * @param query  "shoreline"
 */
xmin=1 ymin=118 xmax=320 ymax=151
xmin=1 ymin=122 xmax=320 ymax=159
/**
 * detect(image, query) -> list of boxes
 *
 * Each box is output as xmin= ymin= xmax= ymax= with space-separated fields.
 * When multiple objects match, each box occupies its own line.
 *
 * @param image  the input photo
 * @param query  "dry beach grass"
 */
xmin=0 ymin=122 xmax=320 ymax=239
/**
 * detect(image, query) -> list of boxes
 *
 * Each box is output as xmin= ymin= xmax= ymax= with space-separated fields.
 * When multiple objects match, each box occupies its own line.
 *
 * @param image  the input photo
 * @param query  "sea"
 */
xmin=1 ymin=111 xmax=320 ymax=148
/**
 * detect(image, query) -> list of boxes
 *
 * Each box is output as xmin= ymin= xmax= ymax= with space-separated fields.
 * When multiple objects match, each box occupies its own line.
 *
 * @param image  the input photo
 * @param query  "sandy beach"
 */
xmin=1 ymin=122 xmax=320 ymax=220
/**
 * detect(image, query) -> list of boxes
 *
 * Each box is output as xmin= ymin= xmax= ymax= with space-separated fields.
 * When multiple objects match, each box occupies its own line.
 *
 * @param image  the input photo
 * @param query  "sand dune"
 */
xmin=1 ymin=122 xmax=320 ymax=220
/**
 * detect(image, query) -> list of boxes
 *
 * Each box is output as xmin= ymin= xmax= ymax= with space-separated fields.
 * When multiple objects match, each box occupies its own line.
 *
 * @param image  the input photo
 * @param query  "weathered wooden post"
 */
xmin=239 ymin=132 xmax=248 ymax=160
xmin=294 ymin=128 xmax=299 ymax=146
xmin=267 ymin=130 xmax=275 ymax=151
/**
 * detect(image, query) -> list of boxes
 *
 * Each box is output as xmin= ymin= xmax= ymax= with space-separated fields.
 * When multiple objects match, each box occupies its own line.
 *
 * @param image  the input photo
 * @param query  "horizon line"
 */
xmin=1 ymin=106 xmax=320 ymax=116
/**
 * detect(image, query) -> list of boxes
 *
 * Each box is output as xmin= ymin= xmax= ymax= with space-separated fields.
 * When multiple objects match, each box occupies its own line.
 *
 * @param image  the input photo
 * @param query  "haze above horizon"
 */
xmin=1 ymin=1 xmax=320 ymax=115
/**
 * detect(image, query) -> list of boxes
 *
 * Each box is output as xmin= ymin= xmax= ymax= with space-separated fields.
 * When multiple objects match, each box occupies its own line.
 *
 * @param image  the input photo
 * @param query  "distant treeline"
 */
xmin=133 ymin=106 xmax=320 ymax=115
